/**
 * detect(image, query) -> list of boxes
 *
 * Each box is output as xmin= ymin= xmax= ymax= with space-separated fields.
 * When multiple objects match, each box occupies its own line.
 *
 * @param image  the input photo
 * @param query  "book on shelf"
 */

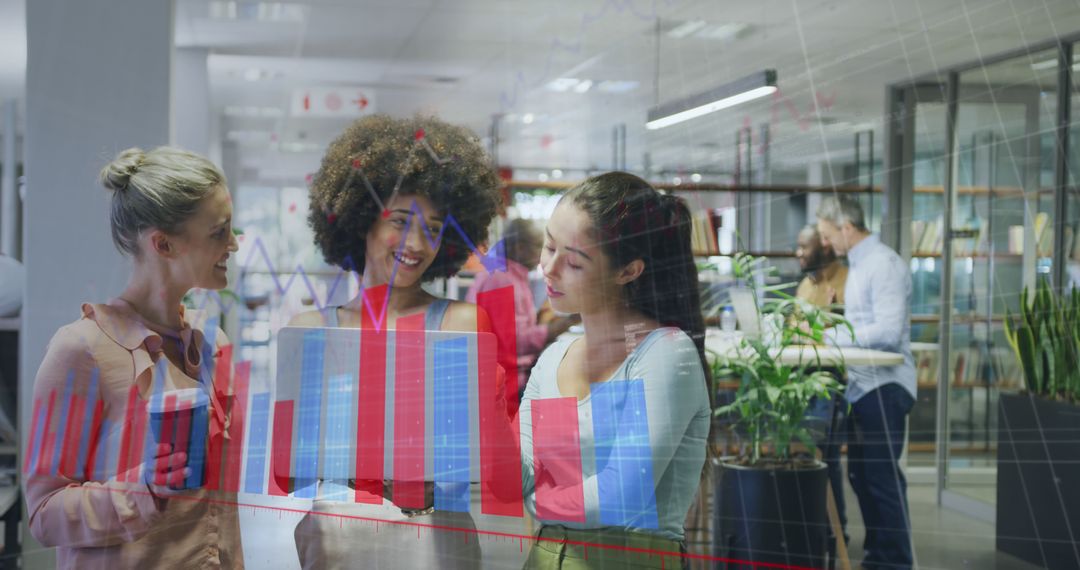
xmin=1034 ymin=212 xmax=1052 ymax=257
xmin=691 ymin=209 xmax=719 ymax=255
xmin=910 ymin=215 xmax=1026 ymax=257
xmin=1007 ymin=213 xmax=1056 ymax=257
xmin=1006 ymin=215 xmax=1075 ymax=258
xmin=1008 ymin=225 xmax=1024 ymax=255
xmin=913 ymin=342 xmax=1022 ymax=390
xmin=1065 ymin=224 xmax=1080 ymax=262
xmin=910 ymin=216 xmax=945 ymax=255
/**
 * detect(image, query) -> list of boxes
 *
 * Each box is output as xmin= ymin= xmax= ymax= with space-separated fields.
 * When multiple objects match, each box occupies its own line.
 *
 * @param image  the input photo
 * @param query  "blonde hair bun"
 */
xmin=99 ymin=146 xmax=225 ymax=256
xmin=99 ymin=147 xmax=146 ymax=193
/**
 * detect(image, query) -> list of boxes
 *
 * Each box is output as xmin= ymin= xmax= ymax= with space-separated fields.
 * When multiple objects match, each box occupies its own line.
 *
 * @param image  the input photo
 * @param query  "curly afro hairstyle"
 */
xmin=308 ymin=114 xmax=501 ymax=281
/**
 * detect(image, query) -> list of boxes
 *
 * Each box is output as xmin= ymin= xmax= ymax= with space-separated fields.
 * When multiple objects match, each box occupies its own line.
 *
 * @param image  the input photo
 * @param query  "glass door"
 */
xmin=940 ymin=49 xmax=1059 ymax=517
xmin=906 ymin=91 xmax=948 ymax=471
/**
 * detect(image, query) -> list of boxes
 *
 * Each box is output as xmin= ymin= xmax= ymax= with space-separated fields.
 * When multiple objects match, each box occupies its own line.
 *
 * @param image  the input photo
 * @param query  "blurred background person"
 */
xmin=794 ymin=223 xmax=850 ymax=554
xmin=795 ymin=224 xmax=847 ymax=309
xmin=817 ymin=195 xmax=916 ymax=570
xmin=466 ymin=218 xmax=578 ymax=398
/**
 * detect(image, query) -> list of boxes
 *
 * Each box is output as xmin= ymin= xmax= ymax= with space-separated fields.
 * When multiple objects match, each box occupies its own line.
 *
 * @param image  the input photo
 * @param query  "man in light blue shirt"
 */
xmin=817 ymin=196 xmax=915 ymax=570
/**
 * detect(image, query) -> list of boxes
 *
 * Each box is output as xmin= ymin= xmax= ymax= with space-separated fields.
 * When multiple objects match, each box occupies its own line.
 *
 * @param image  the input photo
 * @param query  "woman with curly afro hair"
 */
xmin=290 ymin=115 xmax=501 ymax=569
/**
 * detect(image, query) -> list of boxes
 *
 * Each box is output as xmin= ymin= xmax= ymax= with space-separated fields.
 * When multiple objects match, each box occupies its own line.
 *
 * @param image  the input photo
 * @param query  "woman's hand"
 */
xmin=133 ymin=443 xmax=191 ymax=499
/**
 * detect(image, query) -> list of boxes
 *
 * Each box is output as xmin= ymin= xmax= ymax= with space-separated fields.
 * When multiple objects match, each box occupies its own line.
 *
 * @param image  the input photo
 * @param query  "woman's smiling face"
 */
xmin=539 ymin=200 xmax=626 ymax=315
xmin=364 ymin=193 xmax=444 ymax=289
xmin=167 ymin=184 xmax=238 ymax=290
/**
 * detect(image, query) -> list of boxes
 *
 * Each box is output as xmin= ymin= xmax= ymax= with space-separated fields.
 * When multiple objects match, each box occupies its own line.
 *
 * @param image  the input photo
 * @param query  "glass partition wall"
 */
xmin=886 ymin=35 xmax=1077 ymax=521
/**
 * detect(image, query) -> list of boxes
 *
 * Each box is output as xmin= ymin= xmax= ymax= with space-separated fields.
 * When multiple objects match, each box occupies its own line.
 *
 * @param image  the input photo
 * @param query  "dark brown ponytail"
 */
xmin=562 ymin=172 xmax=711 ymax=394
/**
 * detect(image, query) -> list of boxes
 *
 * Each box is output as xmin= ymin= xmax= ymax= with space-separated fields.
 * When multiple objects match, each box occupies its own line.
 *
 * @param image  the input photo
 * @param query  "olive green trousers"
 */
xmin=523 ymin=525 xmax=688 ymax=569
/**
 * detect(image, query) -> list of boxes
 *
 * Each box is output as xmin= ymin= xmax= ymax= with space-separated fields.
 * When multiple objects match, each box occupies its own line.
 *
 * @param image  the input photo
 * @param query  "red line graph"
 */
xmin=68 ymin=484 xmax=821 ymax=570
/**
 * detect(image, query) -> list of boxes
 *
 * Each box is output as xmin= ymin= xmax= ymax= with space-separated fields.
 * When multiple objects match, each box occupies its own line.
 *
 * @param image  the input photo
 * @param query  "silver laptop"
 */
xmin=729 ymin=287 xmax=761 ymax=338
xmin=271 ymin=326 xmax=498 ymax=500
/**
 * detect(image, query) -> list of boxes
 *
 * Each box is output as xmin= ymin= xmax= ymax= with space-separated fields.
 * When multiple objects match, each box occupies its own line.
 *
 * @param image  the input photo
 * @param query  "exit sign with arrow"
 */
xmin=291 ymin=87 xmax=376 ymax=117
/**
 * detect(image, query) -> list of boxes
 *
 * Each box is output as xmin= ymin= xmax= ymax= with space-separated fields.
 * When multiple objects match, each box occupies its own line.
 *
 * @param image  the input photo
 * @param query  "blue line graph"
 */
xmin=193 ymin=198 xmax=507 ymax=330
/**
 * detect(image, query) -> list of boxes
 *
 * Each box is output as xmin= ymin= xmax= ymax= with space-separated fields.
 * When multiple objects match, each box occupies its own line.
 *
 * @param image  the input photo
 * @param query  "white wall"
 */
xmin=22 ymin=2 xmax=172 ymax=566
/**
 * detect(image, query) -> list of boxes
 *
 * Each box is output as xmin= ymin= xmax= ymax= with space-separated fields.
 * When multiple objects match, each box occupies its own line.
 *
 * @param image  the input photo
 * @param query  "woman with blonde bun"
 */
xmin=23 ymin=146 xmax=244 ymax=568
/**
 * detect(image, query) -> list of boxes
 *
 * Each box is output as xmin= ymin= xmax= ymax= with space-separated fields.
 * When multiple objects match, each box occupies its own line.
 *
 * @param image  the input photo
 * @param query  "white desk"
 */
xmin=705 ymin=329 xmax=905 ymax=367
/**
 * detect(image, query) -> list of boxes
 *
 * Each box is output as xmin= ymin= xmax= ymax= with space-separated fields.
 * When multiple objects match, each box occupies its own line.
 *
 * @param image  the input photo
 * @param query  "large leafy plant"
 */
xmin=710 ymin=253 xmax=853 ymax=467
xmin=1003 ymin=278 xmax=1080 ymax=403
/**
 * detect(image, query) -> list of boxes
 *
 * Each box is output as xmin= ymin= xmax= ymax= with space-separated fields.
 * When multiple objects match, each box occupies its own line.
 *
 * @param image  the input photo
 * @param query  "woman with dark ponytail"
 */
xmin=518 ymin=172 xmax=711 ymax=568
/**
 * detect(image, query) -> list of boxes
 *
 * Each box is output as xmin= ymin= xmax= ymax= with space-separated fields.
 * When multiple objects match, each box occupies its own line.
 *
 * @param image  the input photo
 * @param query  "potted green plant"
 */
xmin=998 ymin=278 xmax=1080 ymax=569
xmin=708 ymin=253 xmax=851 ymax=569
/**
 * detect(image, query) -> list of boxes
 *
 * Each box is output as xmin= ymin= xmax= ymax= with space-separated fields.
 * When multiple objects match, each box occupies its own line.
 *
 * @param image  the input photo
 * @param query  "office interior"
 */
xmin=0 ymin=0 xmax=1079 ymax=568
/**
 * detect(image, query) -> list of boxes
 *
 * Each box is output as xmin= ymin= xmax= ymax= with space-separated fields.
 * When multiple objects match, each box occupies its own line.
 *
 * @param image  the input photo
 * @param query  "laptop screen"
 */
xmin=269 ymin=326 xmax=500 ymax=501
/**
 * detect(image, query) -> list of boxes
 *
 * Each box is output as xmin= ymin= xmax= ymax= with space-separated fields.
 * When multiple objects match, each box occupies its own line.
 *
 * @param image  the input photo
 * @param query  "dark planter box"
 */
xmin=712 ymin=458 xmax=829 ymax=570
xmin=996 ymin=392 xmax=1080 ymax=569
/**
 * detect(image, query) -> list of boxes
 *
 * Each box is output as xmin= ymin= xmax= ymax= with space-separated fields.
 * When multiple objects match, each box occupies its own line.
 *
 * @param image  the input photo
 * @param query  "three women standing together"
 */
xmin=25 ymin=114 xmax=710 ymax=569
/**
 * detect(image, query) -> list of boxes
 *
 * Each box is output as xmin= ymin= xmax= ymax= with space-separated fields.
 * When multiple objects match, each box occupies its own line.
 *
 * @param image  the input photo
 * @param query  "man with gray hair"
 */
xmin=816 ymin=195 xmax=915 ymax=570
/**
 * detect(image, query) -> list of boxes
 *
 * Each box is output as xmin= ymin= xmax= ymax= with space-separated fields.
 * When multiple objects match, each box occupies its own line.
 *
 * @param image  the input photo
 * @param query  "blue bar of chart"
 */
xmin=50 ymin=372 xmax=74 ymax=475
xmin=75 ymin=369 xmax=100 ymax=479
xmin=321 ymin=373 xmax=353 ymax=501
xmin=294 ymin=330 xmax=326 ymax=499
xmin=143 ymin=359 xmax=168 ymax=481
xmin=186 ymin=390 xmax=210 ymax=489
xmin=93 ymin=418 xmax=113 ymax=481
xmin=244 ymin=392 xmax=271 ymax=494
xmin=591 ymin=378 xmax=659 ymax=529
xmin=433 ymin=336 xmax=470 ymax=513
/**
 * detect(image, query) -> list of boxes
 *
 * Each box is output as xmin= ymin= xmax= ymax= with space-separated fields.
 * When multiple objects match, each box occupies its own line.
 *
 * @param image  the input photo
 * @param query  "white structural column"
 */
xmin=22 ymin=2 xmax=172 ymax=566
xmin=1 ymin=100 xmax=16 ymax=258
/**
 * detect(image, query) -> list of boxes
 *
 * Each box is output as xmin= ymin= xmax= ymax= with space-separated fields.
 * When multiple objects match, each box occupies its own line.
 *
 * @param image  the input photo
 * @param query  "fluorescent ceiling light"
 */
xmin=668 ymin=20 xmax=707 ymax=39
xmin=698 ymin=23 xmax=750 ymax=41
xmin=646 ymin=70 xmax=777 ymax=130
xmin=667 ymin=20 xmax=749 ymax=41
xmin=209 ymin=2 xmax=306 ymax=22
xmin=546 ymin=77 xmax=580 ymax=92
xmin=242 ymin=68 xmax=268 ymax=82
xmin=224 ymin=106 xmax=284 ymax=118
xmin=1029 ymin=58 xmax=1080 ymax=71
xmin=573 ymin=79 xmax=593 ymax=93
xmin=597 ymin=80 xmax=639 ymax=93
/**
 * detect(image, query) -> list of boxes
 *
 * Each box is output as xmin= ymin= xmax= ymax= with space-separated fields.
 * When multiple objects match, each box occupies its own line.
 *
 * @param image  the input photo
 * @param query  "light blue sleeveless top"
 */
xmin=322 ymin=298 xmax=451 ymax=331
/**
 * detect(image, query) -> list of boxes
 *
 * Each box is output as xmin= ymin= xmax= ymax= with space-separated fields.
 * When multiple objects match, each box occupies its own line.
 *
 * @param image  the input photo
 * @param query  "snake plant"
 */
xmin=1003 ymin=278 xmax=1080 ymax=403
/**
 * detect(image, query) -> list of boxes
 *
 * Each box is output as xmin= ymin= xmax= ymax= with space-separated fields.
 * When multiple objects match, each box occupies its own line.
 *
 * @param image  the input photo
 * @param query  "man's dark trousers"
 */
xmin=846 ymin=383 xmax=915 ymax=570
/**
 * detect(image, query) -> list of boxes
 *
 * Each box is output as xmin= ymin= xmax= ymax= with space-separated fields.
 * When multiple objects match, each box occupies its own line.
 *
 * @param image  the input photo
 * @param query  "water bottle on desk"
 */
xmin=721 ymin=305 xmax=736 ymax=333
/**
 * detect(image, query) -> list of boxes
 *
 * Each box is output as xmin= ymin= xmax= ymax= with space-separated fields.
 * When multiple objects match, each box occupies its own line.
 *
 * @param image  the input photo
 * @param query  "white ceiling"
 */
xmin=3 ymin=0 xmax=1080 ymax=183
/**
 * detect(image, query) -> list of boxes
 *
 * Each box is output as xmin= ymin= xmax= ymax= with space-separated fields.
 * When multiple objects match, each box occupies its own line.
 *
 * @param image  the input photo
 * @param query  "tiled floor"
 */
xmin=235 ymin=478 xmax=1046 ymax=569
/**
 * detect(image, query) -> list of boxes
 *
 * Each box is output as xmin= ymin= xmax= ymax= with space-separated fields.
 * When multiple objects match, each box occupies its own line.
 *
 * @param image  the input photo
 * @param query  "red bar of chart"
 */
xmin=116 ymin=385 xmax=138 ymax=482
xmin=531 ymin=397 xmax=585 ymax=523
xmin=478 ymin=325 xmax=524 ymax=517
xmin=393 ymin=313 xmax=426 ymax=509
xmin=223 ymin=361 xmax=251 ymax=493
xmin=155 ymin=394 xmax=177 ymax=486
xmin=205 ymin=344 xmax=234 ymax=491
xmin=269 ymin=400 xmax=294 ymax=497
xmin=59 ymin=394 xmax=84 ymax=478
xmin=355 ymin=285 xmax=388 ymax=503
xmin=476 ymin=285 xmax=519 ymax=416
